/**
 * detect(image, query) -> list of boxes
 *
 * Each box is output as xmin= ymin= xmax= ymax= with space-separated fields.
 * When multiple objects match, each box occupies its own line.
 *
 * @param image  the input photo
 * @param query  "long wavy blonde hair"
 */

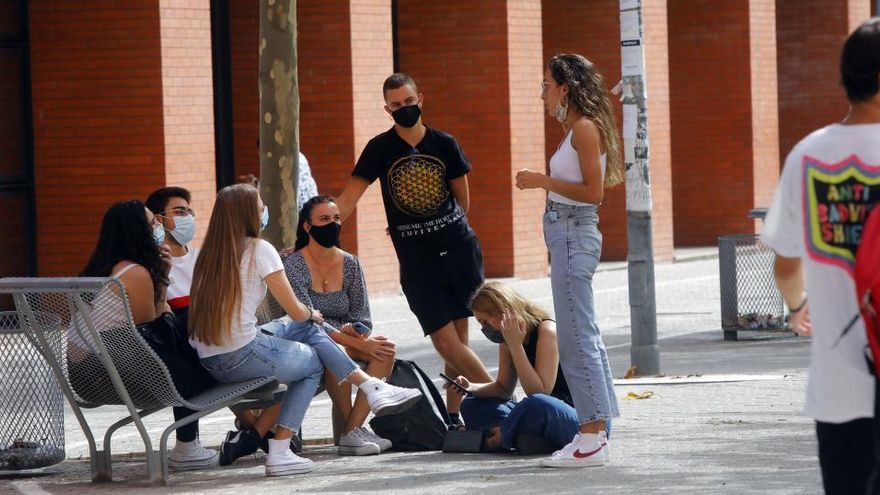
xmin=549 ymin=53 xmax=624 ymax=188
xmin=189 ymin=184 xmax=262 ymax=345
xmin=469 ymin=281 xmax=551 ymax=334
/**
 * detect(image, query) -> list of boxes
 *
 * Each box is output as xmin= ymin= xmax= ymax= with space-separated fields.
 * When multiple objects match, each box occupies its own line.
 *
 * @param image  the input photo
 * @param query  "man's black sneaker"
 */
xmin=219 ymin=427 xmax=262 ymax=466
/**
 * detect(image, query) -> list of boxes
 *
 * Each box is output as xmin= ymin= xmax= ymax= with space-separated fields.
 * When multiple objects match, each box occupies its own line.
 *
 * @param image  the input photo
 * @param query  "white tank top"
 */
xmin=547 ymin=129 xmax=606 ymax=206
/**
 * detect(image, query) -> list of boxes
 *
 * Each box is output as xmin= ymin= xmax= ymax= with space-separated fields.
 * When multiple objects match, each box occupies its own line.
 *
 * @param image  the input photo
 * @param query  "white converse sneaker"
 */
xmin=360 ymin=378 xmax=422 ymax=416
xmin=338 ymin=429 xmax=381 ymax=456
xmin=540 ymin=432 xmax=610 ymax=468
xmin=265 ymin=442 xmax=314 ymax=477
xmin=356 ymin=426 xmax=393 ymax=452
xmin=167 ymin=439 xmax=220 ymax=471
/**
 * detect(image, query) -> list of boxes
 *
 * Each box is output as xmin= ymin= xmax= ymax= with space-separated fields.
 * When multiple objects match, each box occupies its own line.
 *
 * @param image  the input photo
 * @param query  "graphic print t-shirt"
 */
xmin=761 ymin=123 xmax=880 ymax=423
xmin=352 ymin=126 xmax=475 ymax=259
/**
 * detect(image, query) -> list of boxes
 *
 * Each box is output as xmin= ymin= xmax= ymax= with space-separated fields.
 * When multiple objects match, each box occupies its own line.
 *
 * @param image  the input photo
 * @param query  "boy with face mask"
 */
xmin=146 ymin=187 xmax=199 ymax=328
xmin=336 ymin=73 xmax=493 ymax=426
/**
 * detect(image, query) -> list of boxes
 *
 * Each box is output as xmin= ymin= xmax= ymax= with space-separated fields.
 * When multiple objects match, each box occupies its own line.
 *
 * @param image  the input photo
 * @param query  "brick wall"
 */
xmin=776 ymin=0 xmax=870 ymax=165
xmin=348 ymin=0 xmax=399 ymax=292
xmin=159 ymin=0 xmax=216 ymax=242
xmin=542 ymin=0 xmax=674 ymax=261
xmin=669 ymin=0 xmax=778 ymax=245
xmin=508 ymin=0 xmax=549 ymax=277
xmin=229 ymin=0 xmax=260 ymax=180
xmin=29 ymin=1 xmax=167 ymax=275
xmin=29 ymin=0 xmax=215 ymax=276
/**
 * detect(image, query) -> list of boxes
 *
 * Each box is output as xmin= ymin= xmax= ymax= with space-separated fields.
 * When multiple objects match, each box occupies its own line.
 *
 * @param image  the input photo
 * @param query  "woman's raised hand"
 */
xmin=515 ymin=168 xmax=546 ymax=190
xmin=499 ymin=310 xmax=526 ymax=346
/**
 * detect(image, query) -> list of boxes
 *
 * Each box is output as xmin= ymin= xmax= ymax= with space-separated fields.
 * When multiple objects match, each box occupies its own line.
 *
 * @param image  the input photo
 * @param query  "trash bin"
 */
xmin=0 ymin=311 xmax=65 ymax=470
xmin=718 ymin=234 xmax=787 ymax=341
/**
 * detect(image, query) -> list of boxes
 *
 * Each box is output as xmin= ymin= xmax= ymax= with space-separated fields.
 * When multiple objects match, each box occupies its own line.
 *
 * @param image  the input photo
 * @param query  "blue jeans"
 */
xmin=260 ymin=317 xmax=358 ymax=383
xmin=543 ymin=200 xmax=620 ymax=424
xmin=200 ymin=331 xmax=323 ymax=431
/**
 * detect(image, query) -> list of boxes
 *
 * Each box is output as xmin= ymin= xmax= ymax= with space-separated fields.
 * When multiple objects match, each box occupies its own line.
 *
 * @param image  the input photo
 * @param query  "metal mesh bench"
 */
xmin=0 ymin=277 xmax=282 ymax=485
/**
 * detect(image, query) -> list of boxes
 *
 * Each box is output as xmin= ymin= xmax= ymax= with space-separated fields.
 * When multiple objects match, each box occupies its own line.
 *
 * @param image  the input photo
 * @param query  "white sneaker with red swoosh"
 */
xmin=540 ymin=432 xmax=610 ymax=468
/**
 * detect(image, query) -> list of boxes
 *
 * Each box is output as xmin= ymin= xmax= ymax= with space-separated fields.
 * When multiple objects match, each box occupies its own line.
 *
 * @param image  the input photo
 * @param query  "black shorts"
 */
xmin=399 ymin=235 xmax=485 ymax=336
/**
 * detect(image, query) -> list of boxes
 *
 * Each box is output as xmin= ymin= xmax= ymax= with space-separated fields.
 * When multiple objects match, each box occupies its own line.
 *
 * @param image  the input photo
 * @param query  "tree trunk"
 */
xmin=259 ymin=0 xmax=299 ymax=249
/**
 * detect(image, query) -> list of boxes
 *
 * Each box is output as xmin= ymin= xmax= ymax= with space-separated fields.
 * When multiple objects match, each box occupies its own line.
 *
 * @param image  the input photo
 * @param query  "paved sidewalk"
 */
xmin=1 ymin=251 xmax=822 ymax=494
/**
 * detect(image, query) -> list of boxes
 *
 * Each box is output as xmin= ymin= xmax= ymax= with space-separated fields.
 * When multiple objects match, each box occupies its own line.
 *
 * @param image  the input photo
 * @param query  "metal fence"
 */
xmin=0 ymin=311 xmax=65 ymax=470
xmin=719 ymin=234 xmax=787 ymax=340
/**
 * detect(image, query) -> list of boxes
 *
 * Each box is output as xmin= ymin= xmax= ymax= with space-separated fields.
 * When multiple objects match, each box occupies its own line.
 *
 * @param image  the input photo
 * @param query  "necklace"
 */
xmin=305 ymin=246 xmax=339 ymax=292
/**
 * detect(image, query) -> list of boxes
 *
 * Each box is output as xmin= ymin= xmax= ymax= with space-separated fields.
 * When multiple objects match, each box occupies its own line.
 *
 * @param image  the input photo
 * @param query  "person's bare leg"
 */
xmin=430 ymin=321 xmax=491 ymax=381
xmin=324 ymin=368 xmax=354 ymax=436
xmin=252 ymin=403 xmax=281 ymax=437
xmin=580 ymin=420 xmax=606 ymax=434
xmin=232 ymin=409 xmax=259 ymax=429
xmin=445 ymin=318 xmax=474 ymax=415
xmin=344 ymin=351 xmax=395 ymax=433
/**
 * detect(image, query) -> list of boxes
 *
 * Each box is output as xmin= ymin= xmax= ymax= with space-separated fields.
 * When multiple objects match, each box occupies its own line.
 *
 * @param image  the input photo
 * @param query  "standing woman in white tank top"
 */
xmin=515 ymin=53 xmax=625 ymax=468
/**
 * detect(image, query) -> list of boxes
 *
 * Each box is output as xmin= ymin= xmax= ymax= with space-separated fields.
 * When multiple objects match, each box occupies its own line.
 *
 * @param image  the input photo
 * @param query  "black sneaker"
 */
xmin=219 ymin=427 xmax=262 ymax=466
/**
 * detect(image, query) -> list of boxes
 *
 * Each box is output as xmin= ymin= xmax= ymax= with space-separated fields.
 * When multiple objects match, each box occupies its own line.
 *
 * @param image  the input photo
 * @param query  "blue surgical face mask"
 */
xmin=169 ymin=214 xmax=196 ymax=246
xmin=260 ymin=207 xmax=269 ymax=231
xmin=152 ymin=223 xmax=166 ymax=245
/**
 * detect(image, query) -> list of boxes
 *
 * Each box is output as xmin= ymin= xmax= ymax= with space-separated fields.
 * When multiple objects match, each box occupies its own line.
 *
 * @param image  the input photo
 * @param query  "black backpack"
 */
xmin=369 ymin=359 xmax=451 ymax=451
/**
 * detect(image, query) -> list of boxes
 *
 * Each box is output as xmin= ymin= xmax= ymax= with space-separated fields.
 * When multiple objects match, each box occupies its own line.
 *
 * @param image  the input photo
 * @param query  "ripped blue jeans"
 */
xmin=544 ymin=200 xmax=620 ymax=425
xmin=200 ymin=323 xmax=327 ymax=432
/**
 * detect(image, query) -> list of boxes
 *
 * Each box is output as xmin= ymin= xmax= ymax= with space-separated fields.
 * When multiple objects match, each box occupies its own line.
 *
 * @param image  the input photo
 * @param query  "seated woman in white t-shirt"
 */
xmin=282 ymin=195 xmax=397 ymax=455
xmin=188 ymin=184 xmax=421 ymax=477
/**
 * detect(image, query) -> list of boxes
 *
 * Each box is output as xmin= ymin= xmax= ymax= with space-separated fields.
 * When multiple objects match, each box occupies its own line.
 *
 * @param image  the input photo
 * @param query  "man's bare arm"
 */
xmin=336 ymin=176 xmax=372 ymax=223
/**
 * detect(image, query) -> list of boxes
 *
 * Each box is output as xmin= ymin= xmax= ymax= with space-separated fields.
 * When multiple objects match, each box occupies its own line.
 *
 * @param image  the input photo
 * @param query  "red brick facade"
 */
xmin=19 ymin=0 xmax=876 ymax=291
xmin=776 ymin=0 xmax=871 ymax=165
xmin=669 ymin=0 xmax=779 ymax=245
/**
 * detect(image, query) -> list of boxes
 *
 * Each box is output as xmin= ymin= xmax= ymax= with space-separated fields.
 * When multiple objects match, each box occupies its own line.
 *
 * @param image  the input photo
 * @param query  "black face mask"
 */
xmin=309 ymin=222 xmax=341 ymax=248
xmin=480 ymin=324 xmax=504 ymax=344
xmin=391 ymin=104 xmax=421 ymax=128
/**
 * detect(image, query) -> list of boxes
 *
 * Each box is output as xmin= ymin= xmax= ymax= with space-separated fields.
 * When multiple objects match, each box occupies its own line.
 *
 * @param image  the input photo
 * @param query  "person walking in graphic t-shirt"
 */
xmin=762 ymin=18 xmax=880 ymax=495
xmin=336 ymin=73 xmax=493 ymax=426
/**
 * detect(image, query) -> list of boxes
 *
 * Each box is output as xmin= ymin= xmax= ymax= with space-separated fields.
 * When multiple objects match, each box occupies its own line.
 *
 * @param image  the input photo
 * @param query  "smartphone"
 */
xmin=439 ymin=373 xmax=474 ymax=397
xmin=351 ymin=321 xmax=372 ymax=336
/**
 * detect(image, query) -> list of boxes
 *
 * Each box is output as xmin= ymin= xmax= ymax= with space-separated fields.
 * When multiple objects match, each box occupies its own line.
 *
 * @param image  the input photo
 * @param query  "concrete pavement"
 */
xmin=1 ymin=250 xmax=821 ymax=494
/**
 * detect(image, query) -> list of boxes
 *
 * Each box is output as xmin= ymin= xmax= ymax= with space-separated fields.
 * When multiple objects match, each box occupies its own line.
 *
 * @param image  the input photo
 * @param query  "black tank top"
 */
xmin=522 ymin=319 xmax=573 ymax=407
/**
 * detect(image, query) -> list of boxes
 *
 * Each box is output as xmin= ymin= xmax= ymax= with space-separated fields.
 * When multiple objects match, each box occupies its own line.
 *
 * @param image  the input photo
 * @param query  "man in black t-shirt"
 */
xmin=337 ymin=73 xmax=493 ymax=424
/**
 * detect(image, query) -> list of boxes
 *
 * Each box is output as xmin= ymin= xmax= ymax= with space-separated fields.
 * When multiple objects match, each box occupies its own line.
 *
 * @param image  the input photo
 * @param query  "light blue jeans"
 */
xmin=200 ymin=329 xmax=323 ymax=432
xmin=544 ymin=200 xmax=620 ymax=425
xmin=260 ymin=317 xmax=359 ymax=383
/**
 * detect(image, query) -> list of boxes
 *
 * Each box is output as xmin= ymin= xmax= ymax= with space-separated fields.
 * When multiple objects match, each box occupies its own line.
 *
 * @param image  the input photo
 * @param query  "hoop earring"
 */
xmin=554 ymin=97 xmax=569 ymax=123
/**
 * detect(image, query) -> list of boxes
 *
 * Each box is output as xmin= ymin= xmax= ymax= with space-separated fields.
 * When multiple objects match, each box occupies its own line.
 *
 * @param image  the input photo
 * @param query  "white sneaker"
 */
xmin=355 ymin=426 xmax=392 ymax=452
xmin=167 ymin=439 xmax=220 ymax=471
xmin=540 ymin=432 xmax=610 ymax=468
xmin=360 ymin=378 xmax=422 ymax=416
xmin=265 ymin=449 xmax=314 ymax=476
xmin=338 ymin=429 xmax=381 ymax=456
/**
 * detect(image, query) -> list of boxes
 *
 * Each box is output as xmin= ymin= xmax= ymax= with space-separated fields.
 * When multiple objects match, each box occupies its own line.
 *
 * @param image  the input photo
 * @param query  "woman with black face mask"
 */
xmin=281 ymin=195 xmax=398 ymax=456
xmin=442 ymin=281 xmax=588 ymax=454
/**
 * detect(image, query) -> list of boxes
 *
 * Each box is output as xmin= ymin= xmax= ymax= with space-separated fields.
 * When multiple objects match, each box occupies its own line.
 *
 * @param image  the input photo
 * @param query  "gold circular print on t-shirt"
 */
xmin=388 ymin=154 xmax=448 ymax=218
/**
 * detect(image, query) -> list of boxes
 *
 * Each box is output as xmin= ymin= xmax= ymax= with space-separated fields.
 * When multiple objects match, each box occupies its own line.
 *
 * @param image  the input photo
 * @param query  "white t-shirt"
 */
xmin=190 ymin=239 xmax=284 ymax=358
xmin=761 ymin=122 xmax=880 ymax=424
xmin=548 ymin=129 xmax=606 ymax=206
xmin=167 ymin=246 xmax=199 ymax=312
